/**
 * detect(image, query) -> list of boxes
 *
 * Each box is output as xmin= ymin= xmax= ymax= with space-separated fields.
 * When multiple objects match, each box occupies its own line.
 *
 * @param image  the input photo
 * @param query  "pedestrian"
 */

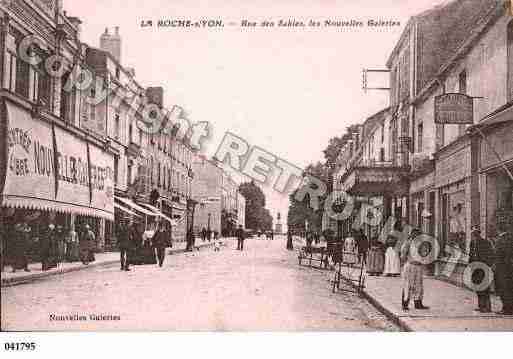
xmin=356 ymin=229 xmax=369 ymax=265
xmin=118 ymin=221 xmax=131 ymax=271
xmin=129 ymin=222 xmax=142 ymax=263
xmin=153 ymin=224 xmax=167 ymax=267
xmin=214 ymin=230 xmax=219 ymax=241
xmin=401 ymin=228 xmax=429 ymax=311
xmin=80 ymin=224 xmax=95 ymax=265
xmin=201 ymin=227 xmax=207 ymax=242
xmin=468 ymin=225 xmax=495 ymax=313
xmin=286 ymin=230 xmax=294 ymax=250
xmin=306 ymin=231 xmax=314 ymax=249
xmin=11 ymin=223 xmax=30 ymax=273
xmin=314 ymin=232 xmax=319 ymax=245
xmin=343 ymin=231 xmax=358 ymax=266
xmin=207 ymin=228 xmax=212 ymax=242
xmin=383 ymin=234 xmax=401 ymax=277
xmin=236 ymin=224 xmax=245 ymax=251
xmin=40 ymin=223 xmax=56 ymax=271
xmin=55 ymin=225 xmax=66 ymax=269
xmin=367 ymin=236 xmax=385 ymax=276
xmin=494 ymin=230 xmax=513 ymax=315
xmin=66 ymin=227 xmax=79 ymax=262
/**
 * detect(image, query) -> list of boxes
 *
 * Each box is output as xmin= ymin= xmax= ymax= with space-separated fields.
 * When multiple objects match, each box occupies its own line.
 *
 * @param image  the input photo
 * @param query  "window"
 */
xmin=37 ymin=62 xmax=51 ymax=109
xmin=139 ymin=128 xmax=142 ymax=145
xmin=127 ymin=163 xmax=132 ymax=186
xmin=114 ymin=113 xmax=120 ymax=139
xmin=380 ymin=148 xmax=385 ymax=162
xmin=158 ymin=163 xmax=161 ymax=188
xmin=15 ymin=57 xmax=30 ymax=99
xmin=115 ymin=67 xmax=120 ymax=80
xmin=458 ymin=70 xmax=467 ymax=95
xmin=417 ymin=122 xmax=423 ymax=153
xmin=381 ymin=124 xmax=385 ymax=143
xmin=128 ymin=123 xmax=133 ymax=143
xmin=114 ymin=156 xmax=119 ymax=185
xmin=60 ymin=72 xmax=72 ymax=123
xmin=458 ymin=70 xmax=467 ymax=135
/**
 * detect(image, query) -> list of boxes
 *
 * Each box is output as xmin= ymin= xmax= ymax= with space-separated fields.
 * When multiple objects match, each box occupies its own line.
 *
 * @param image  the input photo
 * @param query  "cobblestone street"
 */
xmin=1 ymin=236 xmax=399 ymax=331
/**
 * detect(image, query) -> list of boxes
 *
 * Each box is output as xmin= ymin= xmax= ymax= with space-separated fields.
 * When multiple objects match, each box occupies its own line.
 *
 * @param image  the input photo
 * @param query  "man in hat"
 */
xmin=494 ymin=229 xmax=513 ymax=315
xmin=236 ymin=224 xmax=245 ymax=251
xmin=80 ymin=224 xmax=95 ymax=265
xmin=469 ymin=225 xmax=495 ymax=313
xmin=118 ymin=221 xmax=132 ymax=271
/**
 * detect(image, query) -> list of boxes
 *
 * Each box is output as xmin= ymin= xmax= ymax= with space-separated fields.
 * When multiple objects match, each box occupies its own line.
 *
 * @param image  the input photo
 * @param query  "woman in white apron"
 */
xmin=384 ymin=234 xmax=401 ymax=276
xmin=343 ymin=235 xmax=358 ymax=266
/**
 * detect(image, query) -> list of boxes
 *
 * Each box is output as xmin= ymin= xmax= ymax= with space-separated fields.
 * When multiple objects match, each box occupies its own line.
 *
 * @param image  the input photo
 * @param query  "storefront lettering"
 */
xmin=33 ymin=140 xmax=54 ymax=177
xmin=56 ymin=152 xmax=89 ymax=186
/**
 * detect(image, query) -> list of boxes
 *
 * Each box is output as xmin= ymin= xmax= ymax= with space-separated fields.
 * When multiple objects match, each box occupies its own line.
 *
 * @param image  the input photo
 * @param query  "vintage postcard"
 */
xmin=1 ymin=0 xmax=513 ymax=337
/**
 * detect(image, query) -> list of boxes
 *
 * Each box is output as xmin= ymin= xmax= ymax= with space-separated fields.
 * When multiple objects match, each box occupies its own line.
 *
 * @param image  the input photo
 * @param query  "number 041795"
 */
xmin=4 ymin=342 xmax=36 ymax=351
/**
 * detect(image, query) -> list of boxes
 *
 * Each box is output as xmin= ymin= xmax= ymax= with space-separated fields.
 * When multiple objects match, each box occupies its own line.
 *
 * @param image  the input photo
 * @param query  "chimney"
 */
xmin=100 ymin=27 xmax=122 ymax=62
xmin=146 ymin=87 xmax=164 ymax=108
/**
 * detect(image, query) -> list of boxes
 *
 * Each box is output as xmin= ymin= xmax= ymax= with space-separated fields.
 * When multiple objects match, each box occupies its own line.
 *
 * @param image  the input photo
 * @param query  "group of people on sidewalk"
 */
xmin=116 ymin=221 xmax=171 ymax=271
xmin=1 ymin=221 xmax=97 ymax=273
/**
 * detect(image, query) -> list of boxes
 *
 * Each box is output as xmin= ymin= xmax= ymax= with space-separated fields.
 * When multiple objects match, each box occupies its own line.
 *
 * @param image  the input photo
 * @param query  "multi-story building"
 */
xmin=333 ymin=0 xmax=511 ymax=285
xmin=85 ymin=28 xmax=195 ymax=243
xmin=1 ymin=0 xmax=116 ymax=250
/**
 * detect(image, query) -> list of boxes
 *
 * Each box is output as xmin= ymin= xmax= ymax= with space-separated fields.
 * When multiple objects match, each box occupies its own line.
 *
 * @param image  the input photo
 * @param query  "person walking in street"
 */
xmin=236 ymin=225 xmax=245 ymax=251
xmin=401 ymin=228 xmax=429 ymax=311
xmin=129 ymin=222 xmax=142 ymax=263
xmin=383 ymin=234 xmax=401 ymax=277
xmin=494 ymin=230 xmax=513 ymax=315
xmin=207 ymin=228 xmax=212 ymax=242
xmin=468 ymin=225 xmax=495 ymax=313
xmin=118 ymin=221 xmax=131 ymax=271
xmin=214 ymin=230 xmax=219 ymax=241
xmin=286 ymin=230 xmax=294 ymax=250
xmin=11 ymin=223 xmax=30 ymax=273
xmin=186 ymin=228 xmax=196 ymax=251
xmin=201 ymin=227 xmax=207 ymax=242
xmin=153 ymin=224 xmax=168 ymax=267
xmin=356 ymin=229 xmax=369 ymax=265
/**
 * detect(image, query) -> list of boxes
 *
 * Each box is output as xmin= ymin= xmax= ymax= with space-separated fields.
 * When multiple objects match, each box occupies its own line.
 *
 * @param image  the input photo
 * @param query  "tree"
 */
xmin=239 ymin=181 xmax=268 ymax=230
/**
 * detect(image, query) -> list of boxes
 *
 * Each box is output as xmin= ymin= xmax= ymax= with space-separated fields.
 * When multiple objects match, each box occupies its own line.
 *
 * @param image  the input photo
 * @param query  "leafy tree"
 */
xmin=239 ymin=181 xmax=268 ymax=230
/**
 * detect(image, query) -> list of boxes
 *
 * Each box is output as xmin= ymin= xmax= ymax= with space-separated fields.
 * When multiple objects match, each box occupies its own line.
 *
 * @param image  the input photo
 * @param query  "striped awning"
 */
xmin=115 ymin=197 xmax=156 ymax=216
xmin=114 ymin=202 xmax=141 ymax=218
xmin=2 ymin=195 xmax=114 ymax=221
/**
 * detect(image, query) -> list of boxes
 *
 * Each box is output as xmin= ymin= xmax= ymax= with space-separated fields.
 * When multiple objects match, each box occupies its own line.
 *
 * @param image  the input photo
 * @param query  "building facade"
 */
xmin=0 ymin=0 xmax=115 ymax=252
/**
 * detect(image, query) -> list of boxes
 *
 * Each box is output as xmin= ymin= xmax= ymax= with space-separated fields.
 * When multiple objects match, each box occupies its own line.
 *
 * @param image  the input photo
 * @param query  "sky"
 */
xmin=65 ymin=0 xmax=451 ymax=227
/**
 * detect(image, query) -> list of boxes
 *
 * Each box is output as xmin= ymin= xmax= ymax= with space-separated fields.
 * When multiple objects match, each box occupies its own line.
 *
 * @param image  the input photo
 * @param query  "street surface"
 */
xmin=1 ymin=236 xmax=399 ymax=331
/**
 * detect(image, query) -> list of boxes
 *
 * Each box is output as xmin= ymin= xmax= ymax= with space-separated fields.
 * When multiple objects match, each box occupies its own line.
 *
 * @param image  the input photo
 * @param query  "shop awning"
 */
xmin=138 ymin=203 xmax=174 ymax=223
xmin=115 ymin=197 xmax=157 ymax=216
xmin=2 ymin=195 xmax=114 ymax=221
xmin=114 ymin=202 xmax=141 ymax=218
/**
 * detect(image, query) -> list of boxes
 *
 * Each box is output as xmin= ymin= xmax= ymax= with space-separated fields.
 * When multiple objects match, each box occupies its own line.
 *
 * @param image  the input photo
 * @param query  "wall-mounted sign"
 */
xmin=434 ymin=93 xmax=474 ymax=124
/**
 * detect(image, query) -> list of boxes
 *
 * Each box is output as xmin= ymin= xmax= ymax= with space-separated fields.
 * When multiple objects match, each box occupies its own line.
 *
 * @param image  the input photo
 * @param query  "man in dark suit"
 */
xmin=153 ymin=224 xmax=168 ymax=267
xmin=118 ymin=221 xmax=131 ymax=271
xmin=236 ymin=225 xmax=245 ymax=251
xmin=469 ymin=225 xmax=495 ymax=312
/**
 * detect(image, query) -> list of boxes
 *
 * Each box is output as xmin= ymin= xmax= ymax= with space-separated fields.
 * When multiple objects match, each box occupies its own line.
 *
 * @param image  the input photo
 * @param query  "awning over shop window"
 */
xmin=114 ymin=202 xmax=141 ymax=218
xmin=115 ymin=197 xmax=156 ymax=216
xmin=139 ymin=203 xmax=174 ymax=223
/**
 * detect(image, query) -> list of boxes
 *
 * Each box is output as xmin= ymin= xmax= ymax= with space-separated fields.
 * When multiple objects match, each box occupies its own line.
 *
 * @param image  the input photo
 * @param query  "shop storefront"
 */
xmin=473 ymin=109 xmax=513 ymax=239
xmin=1 ymin=99 xmax=115 ymax=263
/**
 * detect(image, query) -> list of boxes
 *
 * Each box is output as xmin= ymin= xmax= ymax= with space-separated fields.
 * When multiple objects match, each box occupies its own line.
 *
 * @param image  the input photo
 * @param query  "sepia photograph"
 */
xmin=0 ymin=0 xmax=513 ymax=348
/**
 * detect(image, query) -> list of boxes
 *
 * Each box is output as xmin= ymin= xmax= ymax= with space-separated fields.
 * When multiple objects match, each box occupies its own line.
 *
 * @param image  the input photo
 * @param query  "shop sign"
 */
xmin=435 ymin=147 xmax=470 ymax=187
xmin=4 ymin=104 xmax=56 ymax=201
xmin=434 ymin=93 xmax=474 ymax=124
xmin=3 ymin=103 xmax=114 ymax=219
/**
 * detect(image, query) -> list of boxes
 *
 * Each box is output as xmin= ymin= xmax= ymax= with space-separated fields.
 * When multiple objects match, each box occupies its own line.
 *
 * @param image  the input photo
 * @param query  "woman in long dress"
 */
xmin=343 ymin=235 xmax=358 ymax=266
xmin=286 ymin=231 xmax=294 ymax=250
xmin=384 ymin=234 xmax=401 ymax=277
xmin=55 ymin=225 xmax=66 ymax=268
xmin=66 ymin=228 xmax=80 ymax=262
xmin=401 ymin=228 xmax=429 ymax=311
xmin=367 ymin=237 xmax=385 ymax=275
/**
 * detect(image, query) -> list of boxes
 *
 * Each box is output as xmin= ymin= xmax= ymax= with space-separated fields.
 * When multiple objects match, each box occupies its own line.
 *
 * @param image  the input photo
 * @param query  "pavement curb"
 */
xmin=1 ymin=242 xmax=216 ymax=288
xmin=337 ymin=272 xmax=413 ymax=332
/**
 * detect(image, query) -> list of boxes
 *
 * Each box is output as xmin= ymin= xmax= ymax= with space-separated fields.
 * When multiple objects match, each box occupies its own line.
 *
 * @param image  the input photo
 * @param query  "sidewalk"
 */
xmin=1 ymin=240 xmax=216 ymax=287
xmin=337 ymin=267 xmax=513 ymax=331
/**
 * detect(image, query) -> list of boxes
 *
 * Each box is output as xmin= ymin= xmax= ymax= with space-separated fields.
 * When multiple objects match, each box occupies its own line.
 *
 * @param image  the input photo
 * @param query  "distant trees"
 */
xmin=239 ymin=181 xmax=273 ymax=231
